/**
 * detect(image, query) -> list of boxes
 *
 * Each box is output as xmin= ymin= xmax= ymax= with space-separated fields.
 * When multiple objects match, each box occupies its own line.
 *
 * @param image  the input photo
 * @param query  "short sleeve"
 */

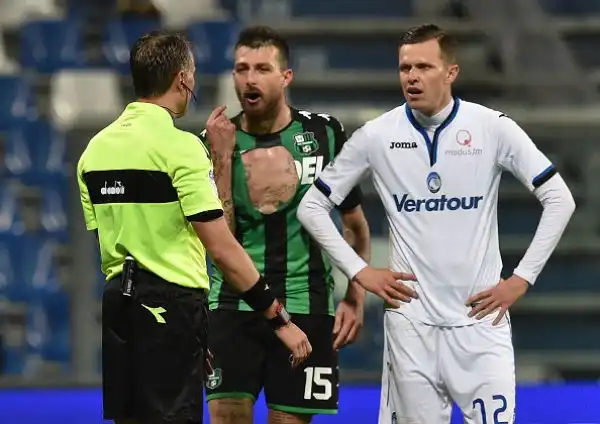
xmin=77 ymin=155 xmax=98 ymax=231
xmin=329 ymin=117 xmax=363 ymax=211
xmin=495 ymin=114 xmax=556 ymax=191
xmin=169 ymin=132 xmax=223 ymax=219
xmin=314 ymin=125 xmax=371 ymax=206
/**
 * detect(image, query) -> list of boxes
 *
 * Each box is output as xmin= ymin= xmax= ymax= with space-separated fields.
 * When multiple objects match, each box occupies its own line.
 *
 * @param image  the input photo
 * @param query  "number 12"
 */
xmin=472 ymin=395 xmax=509 ymax=424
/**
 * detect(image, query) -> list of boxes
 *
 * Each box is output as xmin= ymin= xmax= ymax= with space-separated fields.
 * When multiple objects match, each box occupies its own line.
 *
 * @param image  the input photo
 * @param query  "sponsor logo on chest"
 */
xmin=295 ymin=155 xmax=324 ymax=185
xmin=444 ymin=129 xmax=483 ymax=157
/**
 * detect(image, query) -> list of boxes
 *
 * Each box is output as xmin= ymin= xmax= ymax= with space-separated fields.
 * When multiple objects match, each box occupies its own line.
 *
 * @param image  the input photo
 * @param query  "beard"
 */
xmin=237 ymin=91 xmax=279 ymax=120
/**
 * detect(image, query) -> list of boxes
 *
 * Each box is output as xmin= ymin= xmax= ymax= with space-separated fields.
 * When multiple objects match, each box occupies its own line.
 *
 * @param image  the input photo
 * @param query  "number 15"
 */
xmin=303 ymin=367 xmax=333 ymax=400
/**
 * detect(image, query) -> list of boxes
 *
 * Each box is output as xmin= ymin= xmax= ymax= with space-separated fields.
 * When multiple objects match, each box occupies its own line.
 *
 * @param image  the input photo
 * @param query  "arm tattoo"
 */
xmin=212 ymin=153 xmax=235 ymax=231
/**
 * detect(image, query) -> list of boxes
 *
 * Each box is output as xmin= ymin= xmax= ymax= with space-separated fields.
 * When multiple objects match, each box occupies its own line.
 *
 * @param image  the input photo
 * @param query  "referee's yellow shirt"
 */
xmin=77 ymin=102 xmax=222 ymax=290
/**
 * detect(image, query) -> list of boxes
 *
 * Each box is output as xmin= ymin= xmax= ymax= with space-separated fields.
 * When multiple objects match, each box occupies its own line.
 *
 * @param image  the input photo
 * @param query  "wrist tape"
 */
xmin=241 ymin=276 xmax=275 ymax=312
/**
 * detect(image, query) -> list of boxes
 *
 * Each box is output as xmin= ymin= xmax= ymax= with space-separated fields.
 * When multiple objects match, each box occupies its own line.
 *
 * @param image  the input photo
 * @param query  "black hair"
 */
xmin=129 ymin=30 xmax=193 ymax=98
xmin=235 ymin=25 xmax=290 ymax=68
xmin=399 ymin=24 xmax=458 ymax=63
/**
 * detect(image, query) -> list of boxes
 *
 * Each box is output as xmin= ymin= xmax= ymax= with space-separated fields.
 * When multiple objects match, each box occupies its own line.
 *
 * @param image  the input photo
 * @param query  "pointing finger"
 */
xmin=207 ymin=105 xmax=227 ymax=123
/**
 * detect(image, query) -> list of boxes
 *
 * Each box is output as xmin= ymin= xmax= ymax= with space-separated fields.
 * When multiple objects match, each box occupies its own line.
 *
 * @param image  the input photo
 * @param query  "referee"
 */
xmin=76 ymin=31 xmax=311 ymax=424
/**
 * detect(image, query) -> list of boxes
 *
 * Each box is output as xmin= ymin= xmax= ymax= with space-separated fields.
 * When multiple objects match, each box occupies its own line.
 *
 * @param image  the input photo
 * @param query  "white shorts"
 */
xmin=378 ymin=311 xmax=515 ymax=424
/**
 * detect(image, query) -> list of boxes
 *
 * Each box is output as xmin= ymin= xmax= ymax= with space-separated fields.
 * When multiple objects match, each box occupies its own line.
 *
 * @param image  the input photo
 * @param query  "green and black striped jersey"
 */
xmin=201 ymin=108 xmax=362 ymax=315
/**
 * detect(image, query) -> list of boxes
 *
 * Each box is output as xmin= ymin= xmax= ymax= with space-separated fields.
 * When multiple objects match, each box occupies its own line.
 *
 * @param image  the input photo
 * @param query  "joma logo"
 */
xmin=389 ymin=141 xmax=417 ymax=150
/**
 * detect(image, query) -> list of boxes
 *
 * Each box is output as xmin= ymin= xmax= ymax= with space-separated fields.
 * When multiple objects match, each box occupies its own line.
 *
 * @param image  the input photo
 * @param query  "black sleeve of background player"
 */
xmin=330 ymin=118 xmax=363 ymax=211
xmin=198 ymin=128 xmax=211 ymax=159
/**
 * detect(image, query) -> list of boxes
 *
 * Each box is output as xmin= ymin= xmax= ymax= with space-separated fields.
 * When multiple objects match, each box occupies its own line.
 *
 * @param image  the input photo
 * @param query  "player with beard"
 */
xmin=201 ymin=26 xmax=415 ymax=424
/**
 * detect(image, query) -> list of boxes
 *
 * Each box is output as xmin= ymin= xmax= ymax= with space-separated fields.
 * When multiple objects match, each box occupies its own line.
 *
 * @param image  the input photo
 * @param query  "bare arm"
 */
xmin=192 ymin=217 xmax=259 ymax=294
xmin=211 ymin=152 xmax=236 ymax=231
xmin=193 ymin=216 xmax=312 ymax=361
xmin=340 ymin=206 xmax=370 ymax=302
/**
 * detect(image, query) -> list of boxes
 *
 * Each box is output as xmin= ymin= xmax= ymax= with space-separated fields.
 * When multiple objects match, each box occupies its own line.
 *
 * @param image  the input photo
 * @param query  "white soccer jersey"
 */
xmin=311 ymin=98 xmax=559 ymax=326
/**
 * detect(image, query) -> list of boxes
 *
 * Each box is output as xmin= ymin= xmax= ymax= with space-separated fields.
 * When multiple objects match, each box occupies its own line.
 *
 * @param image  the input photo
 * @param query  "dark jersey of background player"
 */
xmin=204 ymin=109 xmax=361 ymax=315
xmin=204 ymin=25 xmax=370 ymax=424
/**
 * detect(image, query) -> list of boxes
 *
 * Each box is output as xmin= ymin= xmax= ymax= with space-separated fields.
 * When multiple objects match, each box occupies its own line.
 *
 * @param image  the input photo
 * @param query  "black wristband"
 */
xmin=241 ymin=276 xmax=275 ymax=312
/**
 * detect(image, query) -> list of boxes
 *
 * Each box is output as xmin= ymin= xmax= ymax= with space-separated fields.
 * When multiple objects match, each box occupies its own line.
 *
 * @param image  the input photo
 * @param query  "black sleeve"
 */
xmin=198 ymin=128 xmax=211 ymax=159
xmin=187 ymin=209 xmax=224 ymax=222
xmin=330 ymin=117 xmax=363 ymax=211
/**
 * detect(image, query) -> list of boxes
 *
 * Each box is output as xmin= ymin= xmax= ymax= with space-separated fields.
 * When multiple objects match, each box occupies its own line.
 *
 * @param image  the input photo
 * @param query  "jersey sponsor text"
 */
xmin=393 ymin=193 xmax=484 ymax=213
xmin=295 ymin=155 xmax=324 ymax=185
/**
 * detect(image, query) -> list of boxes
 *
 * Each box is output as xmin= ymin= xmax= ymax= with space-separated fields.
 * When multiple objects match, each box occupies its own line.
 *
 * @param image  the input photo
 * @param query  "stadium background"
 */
xmin=0 ymin=0 xmax=599 ymax=422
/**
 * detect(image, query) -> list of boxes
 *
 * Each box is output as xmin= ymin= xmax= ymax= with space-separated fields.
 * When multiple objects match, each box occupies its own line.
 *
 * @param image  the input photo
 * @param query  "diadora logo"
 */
xmin=295 ymin=155 xmax=324 ymax=185
xmin=101 ymin=181 xmax=125 ymax=195
xmin=389 ymin=141 xmax=417 ymax=150
xmin=393 ymin=193 xmax=484 ymax=212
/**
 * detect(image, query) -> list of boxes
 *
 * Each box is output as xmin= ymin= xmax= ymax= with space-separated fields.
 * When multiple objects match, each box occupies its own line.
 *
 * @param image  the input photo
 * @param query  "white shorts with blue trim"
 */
xmin=378 ymin=311 xmax=516 ymax=424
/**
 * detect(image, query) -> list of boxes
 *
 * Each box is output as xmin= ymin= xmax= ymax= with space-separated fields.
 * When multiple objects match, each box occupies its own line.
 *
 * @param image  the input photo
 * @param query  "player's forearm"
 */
xmin=210 ymin=239 xmax=260 ymax=291
xmin=343 ymin=217 xmax=371 ymax=264
xmin=341 ymin=212 xmax=370 ymax=302
xmin=210 ymin=240 xmax=281 ymax=318
xmin=212 ymin=153 xmax=236 ymax=231
xmin=193 ymin=218 xmax=278 ymax=317
xmin=298 ymin=188 xmax=368 ymax=279
xmin=514 ymin=175 xmax=575 ymax=284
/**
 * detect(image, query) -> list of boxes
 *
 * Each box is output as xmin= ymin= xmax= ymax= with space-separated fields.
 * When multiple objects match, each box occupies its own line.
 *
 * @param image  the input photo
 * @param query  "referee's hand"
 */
xmin=275 ymin=323 xmax=312 ymax=368
xmin=353 ymin=266 xmax=418 ymax=308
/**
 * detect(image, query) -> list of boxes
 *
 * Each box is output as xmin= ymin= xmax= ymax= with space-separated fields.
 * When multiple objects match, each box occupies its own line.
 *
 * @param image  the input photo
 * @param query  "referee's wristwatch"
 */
xmin=268 ymin=302 xmax=291 ymax=330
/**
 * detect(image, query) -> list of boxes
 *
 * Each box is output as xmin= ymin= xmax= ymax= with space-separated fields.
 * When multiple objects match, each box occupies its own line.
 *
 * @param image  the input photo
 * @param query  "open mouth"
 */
xmin=244 ymin=91 xmax=262 ymax=104
xmin=406 ymin=87 xmax=423 ymax=96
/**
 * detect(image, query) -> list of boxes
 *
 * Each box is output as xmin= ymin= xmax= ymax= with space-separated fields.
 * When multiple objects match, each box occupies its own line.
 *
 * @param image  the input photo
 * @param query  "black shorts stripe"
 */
xmin=302 ymin=117 xmax=331 ymax=314
xmin=84 ymin=170 xmax=178 ymax=204
xmin=532 ymin=165 xmax=557 ymax=188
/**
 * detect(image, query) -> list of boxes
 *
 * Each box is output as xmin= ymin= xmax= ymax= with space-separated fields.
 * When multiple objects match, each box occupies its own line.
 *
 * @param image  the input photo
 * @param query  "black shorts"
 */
xmin=102 ymin=269 xmax=208 ymax=423
xmin=206 ymin=310 xmax=339 ymax=415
